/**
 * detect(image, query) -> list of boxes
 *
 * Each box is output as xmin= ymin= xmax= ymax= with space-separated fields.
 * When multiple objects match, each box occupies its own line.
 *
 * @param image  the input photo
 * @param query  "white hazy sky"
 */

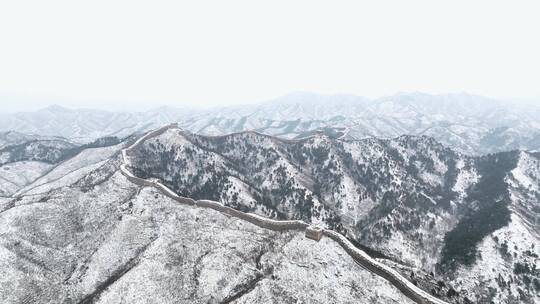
xmin=0 ymin=0 xmax=539 ymax=112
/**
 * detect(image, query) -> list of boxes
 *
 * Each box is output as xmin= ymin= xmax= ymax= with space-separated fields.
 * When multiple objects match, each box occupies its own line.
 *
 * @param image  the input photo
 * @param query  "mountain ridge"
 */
xmin=0 ymin=128 xmax=439 ymax=304
xmin=128 ymin=126 xmax=539 ymax=303
xmin=2 ymin=92 xmax=539 ymax=154
xmin=0 ymin=124 xmax=538 ymax=303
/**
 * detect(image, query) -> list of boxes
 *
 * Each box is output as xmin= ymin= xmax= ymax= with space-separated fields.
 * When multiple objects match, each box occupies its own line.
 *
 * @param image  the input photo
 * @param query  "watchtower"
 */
xmin=305 ymin=225 xmax=324 ymax=241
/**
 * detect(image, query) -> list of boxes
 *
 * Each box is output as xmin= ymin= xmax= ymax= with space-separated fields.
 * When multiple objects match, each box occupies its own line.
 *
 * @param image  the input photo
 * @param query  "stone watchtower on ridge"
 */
xmin=305 ymin=225 xmax=323 ymax=241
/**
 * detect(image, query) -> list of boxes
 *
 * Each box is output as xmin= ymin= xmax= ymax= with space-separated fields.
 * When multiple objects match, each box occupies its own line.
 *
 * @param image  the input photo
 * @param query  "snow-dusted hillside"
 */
xmin=0 ymin=135 xmax=124 ymax=196
xmin=130 ymin=128 xmax=540 ymax=303
xmin=16 ymin=142 xmax=125 ymax=196
xmin=0 ymin=105 xmax=195 ymax=143
xmin=1 ymin=124 xmax=537 ymax=303
xmin=0 ymin=161 xmax=53 ymax=196
xmin=0 ymin=155 xmax=421 ymax=304
xmin=0 ymin=139 xmax=75 ymax=165
xmin=0 ymin=131 xmax=70 ymax=149
xmin=2 ymin=92 xmax=539 ymax=154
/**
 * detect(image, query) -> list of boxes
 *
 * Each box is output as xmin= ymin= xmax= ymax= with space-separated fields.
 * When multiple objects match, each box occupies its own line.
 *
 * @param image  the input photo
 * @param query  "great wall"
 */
xmin=120 ymin=123 xmax=450 ymax=304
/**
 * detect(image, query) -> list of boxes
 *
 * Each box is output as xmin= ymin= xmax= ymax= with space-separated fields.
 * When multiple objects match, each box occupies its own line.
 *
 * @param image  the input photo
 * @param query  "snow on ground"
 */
xmin=452 ymin=214 xmax=540 ymax=303
xmin=0 ymin=158 xmax=417 ymax=303
xmin=24 ymin=159 xmax=109 ymax=195
xmin=16 ymin=143 xmax=124 ymax=195
xmin=452 ymin=158 xmax=479 ymax=197
xmin=510 ymin=152 xmax=539 ymax=193
xmin=419 ymin=171 xmax=443 ymax=187
xmin=0 ymin=161 xmax=53 ymax=196
xmin=95 ymin=185 xmax=415 ymax=304
xmin=334 ymin=173 xmax=363 ymax=225
xmin=239 ymin=234 xmax=414 ymax=304
xmin=376 ymin=209 xmax=458 ymax=273
xmin=225 ymin=176 xmax=257 ymax=208
xmin=381 ymin=232 xmax=428 ymax=269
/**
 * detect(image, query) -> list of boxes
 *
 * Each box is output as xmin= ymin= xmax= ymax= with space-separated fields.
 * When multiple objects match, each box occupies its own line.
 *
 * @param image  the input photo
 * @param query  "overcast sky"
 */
xmin=0 ymin=0 xmax=539 ymax=112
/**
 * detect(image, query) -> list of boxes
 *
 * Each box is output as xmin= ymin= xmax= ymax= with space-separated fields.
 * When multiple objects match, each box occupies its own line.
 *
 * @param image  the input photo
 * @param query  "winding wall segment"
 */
xmin=119 ymin=124 xmax=449 ymax=304
xmin=323 ymin=230 xmax=448 ymax=304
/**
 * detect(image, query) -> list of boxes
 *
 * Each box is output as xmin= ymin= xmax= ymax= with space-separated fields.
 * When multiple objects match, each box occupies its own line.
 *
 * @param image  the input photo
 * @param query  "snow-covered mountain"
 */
xmin=2 ymin=92 xmax=539 ymax=154
xmin=0 ymin=135 xmax=122 ymax=196
xmin=128 ymin=128 xmax=540 ymax=303
xmin=1 ymin=125 xmax=538 ymax=303
xmin=0 ymin=105 xmax=198 ymax=144
xmin=0 ymin=131 xmax=69 ymax=149
xmin=180 ymin=92 xmax=540 ymax=155
xmin=0 ymin=134 xmax=436 ymax=304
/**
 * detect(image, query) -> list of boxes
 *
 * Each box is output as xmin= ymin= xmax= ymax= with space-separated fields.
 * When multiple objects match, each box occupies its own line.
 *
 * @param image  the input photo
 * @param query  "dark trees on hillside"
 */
xmin=438 ymin=151 xmax=518 ymax=272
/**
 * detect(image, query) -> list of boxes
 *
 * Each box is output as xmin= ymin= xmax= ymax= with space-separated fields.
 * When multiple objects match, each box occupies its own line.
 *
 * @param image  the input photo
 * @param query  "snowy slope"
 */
xmin=0 ymin=134 xmax=124 ymax=197
xmin=0 ymin=159 xmax=417 ymax=304
xmin=0 ymin=139 xmax=75 ymax=165
xmin=0 ymin=131 xmax=70 ymax=149
xmin=0 ymin=122 xmax=538 ymax=303
xmin=0 ymin=161 xmax=53 ymax=196
xmin=16 ymin=142 xmax=125 ymax=195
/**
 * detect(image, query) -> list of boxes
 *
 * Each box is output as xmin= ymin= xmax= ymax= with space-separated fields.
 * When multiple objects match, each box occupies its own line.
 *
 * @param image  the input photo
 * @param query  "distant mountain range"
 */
xmin=2 ymin=92 xmax=539 ymax=155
